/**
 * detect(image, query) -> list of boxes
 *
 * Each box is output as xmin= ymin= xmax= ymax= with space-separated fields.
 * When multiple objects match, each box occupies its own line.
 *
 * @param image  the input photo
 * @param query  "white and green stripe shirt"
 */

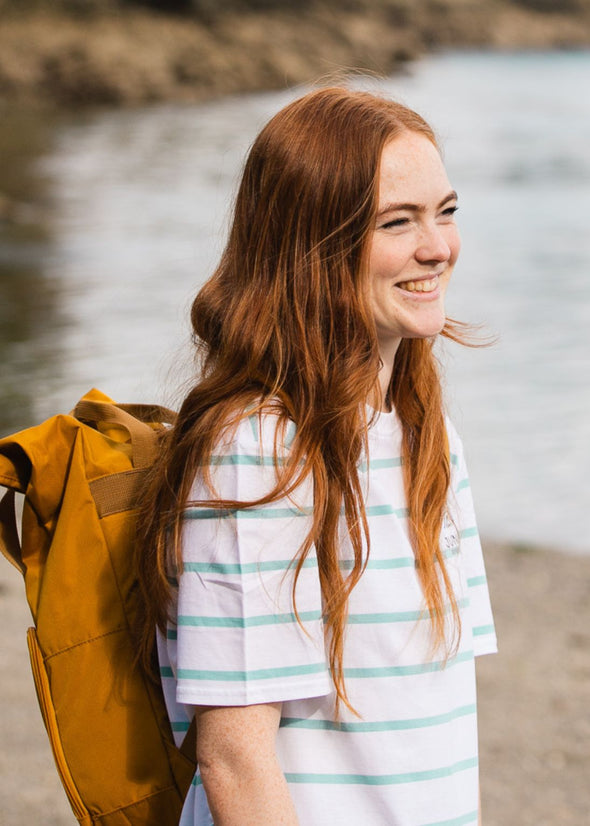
xmin=158 ymin=408 xmax=496 ymax=826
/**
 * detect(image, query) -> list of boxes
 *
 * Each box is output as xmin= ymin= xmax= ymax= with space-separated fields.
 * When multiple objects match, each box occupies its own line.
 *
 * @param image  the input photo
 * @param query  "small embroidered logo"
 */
xmin=441 ymin=513 xmax=459 ymax=553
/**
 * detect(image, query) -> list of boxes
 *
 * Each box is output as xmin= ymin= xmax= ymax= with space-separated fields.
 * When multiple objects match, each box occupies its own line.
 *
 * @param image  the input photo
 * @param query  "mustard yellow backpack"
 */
xmin=0 ymin=389 xmax=196 ymax=825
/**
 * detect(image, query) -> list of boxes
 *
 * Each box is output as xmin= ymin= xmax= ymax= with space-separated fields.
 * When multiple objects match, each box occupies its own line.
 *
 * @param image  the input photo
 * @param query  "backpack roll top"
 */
xmin=0 ymin=389 xmax=196 ymax=825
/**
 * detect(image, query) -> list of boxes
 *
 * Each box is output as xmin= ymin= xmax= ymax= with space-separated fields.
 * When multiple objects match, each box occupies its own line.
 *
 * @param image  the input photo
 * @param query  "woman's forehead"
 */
xmin=376 ymin=133 xmax=453 ymax=206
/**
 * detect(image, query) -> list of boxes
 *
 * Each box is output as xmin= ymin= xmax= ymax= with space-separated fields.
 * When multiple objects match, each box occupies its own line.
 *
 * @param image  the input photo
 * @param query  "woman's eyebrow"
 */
xmin=376 ymin=190 xmax=458 ymax=217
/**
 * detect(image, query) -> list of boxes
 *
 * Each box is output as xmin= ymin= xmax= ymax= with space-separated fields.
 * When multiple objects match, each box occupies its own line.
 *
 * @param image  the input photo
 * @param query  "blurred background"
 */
xmin=1 ymin=1 xmax=589 ymax=824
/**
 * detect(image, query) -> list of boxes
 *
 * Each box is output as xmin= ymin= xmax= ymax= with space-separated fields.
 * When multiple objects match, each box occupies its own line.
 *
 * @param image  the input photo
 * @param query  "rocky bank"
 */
xmin=1 ymin=0 xmax=590 ymax=107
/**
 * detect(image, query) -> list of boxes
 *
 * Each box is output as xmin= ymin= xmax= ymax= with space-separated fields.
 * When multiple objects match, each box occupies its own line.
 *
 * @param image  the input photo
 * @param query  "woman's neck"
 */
xmin=373 ymin=340 xmax=400 ymax=412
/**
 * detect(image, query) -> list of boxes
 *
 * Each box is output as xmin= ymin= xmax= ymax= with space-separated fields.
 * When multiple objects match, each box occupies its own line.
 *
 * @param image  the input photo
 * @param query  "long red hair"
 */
xmin=136 ymin=87 xmax=461 ymax=711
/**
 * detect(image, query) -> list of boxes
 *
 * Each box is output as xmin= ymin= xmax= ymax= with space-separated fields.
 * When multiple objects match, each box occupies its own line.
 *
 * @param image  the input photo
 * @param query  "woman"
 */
xmin=137 ymin=87 xmax=496 ymax=826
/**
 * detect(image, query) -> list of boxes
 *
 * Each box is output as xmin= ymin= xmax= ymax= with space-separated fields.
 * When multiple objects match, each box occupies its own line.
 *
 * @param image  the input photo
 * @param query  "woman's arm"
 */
xmin=194 ymin=702 xmax=299 ymax=826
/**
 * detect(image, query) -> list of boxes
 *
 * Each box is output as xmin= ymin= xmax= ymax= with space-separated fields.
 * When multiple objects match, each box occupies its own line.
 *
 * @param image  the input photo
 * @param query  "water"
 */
xmin=1 ymin=51 xmax=588 ymax=553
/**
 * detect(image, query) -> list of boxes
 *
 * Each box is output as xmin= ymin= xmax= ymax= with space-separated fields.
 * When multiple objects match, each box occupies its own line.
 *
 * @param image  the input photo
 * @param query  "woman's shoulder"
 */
xmin=215 ymin=402 xmax=297 ymax=459
xmin=444 ymin=416 xmax=473 ymax=484
xmin=444 ymin=415 xmax=463 ymax=452
xmin=189 ymin=402 xmax=303 ymax=502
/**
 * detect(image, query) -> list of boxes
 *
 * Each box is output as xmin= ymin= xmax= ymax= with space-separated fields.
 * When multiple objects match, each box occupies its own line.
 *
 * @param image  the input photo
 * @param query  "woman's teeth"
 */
xmin=398 ymin=277 xmax=438 ymax=293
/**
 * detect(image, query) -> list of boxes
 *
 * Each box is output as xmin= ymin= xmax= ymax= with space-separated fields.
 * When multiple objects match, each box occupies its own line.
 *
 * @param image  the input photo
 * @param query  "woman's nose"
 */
xmin=415 ymin=223 xmax=452 ymax=263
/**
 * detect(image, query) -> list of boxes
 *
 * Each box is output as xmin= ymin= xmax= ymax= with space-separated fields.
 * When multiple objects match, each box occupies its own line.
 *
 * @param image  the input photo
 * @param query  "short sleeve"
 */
xmin=172 ymin=411 xmax=331 ymax=707
xmin=447 ymin=420 xmax=498 ymax=657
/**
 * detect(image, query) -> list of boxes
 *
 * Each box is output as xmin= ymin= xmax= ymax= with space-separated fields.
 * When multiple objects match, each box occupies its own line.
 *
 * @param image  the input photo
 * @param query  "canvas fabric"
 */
xmin=0 ymin=389 xmax=196 ymax=825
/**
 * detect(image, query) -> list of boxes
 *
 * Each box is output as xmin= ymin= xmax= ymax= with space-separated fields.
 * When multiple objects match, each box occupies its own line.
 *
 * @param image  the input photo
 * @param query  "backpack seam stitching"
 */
xmin=42 ymin=626 xmax=126 ymax=662
xmin=93 ymin=783 xmax=181 ymax=819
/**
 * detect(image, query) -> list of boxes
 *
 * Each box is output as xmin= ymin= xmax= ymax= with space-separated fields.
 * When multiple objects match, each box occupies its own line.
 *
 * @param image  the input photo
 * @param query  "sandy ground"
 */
xmin=1 ymin=540 xmax=589 ymax=825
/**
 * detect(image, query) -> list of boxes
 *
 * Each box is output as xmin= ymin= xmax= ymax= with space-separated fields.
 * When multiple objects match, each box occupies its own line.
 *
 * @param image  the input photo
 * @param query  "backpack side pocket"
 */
xmin=27 ymin=627 xmax=91 ymax=825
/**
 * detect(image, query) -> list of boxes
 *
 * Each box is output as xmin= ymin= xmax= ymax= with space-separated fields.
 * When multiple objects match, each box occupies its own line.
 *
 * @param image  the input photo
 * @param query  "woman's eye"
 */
xmin=441 ymin=206 xmax=459 ymax=218
xmin=381 ymin=217 xmax=409 ymax=229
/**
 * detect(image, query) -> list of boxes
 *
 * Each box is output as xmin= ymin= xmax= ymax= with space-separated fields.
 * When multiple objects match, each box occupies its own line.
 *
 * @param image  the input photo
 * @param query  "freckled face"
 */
xmin=367 ymin=132 xmax=461 ymax=362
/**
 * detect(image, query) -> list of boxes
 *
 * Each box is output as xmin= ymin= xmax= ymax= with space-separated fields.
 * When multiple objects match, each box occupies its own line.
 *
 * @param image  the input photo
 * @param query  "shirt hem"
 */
xmin=474 ymin=640 xmax=498 ymax=657
xmin=177 ymin=675 xmax=333 ymax=707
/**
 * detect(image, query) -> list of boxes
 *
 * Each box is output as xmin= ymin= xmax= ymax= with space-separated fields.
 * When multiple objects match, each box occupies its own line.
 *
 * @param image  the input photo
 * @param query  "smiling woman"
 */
xmin=134 ymin=87 xmax=496 ymax=826
xmin=369 ymin=133 xmax=461 ymax=401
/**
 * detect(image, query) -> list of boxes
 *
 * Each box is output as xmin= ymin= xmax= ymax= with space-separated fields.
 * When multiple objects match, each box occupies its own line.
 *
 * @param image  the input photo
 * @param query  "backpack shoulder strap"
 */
xmin=74 ymin=399 xmax=157 ymax=469
xmin=73 ymin=398 xmax=176 ymax=468
xmin=72 ymin=397 xmax=176 ymax=516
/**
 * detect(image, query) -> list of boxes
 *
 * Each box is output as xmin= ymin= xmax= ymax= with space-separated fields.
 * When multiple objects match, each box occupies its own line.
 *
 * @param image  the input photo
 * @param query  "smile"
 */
xmin=397 ymin=276 xmax=439 ymax=293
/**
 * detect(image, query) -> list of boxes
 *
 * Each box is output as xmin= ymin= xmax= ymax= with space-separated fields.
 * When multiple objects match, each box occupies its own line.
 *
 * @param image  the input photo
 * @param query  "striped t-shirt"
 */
xmin=158 ymin=407 xmax=497 ymax=826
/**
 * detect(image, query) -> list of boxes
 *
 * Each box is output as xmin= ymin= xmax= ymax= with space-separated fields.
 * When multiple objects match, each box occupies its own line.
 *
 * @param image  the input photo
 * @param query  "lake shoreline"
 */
xmin=1 ymin=538 xmax=589 ymax=823
xmin=1 ymin=1 xmax=590 ymax=108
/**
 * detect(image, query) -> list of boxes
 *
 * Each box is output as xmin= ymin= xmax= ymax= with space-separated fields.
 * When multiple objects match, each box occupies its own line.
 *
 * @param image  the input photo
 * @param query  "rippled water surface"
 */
xmin=1 ymin=51 xmax=589 ymax=552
